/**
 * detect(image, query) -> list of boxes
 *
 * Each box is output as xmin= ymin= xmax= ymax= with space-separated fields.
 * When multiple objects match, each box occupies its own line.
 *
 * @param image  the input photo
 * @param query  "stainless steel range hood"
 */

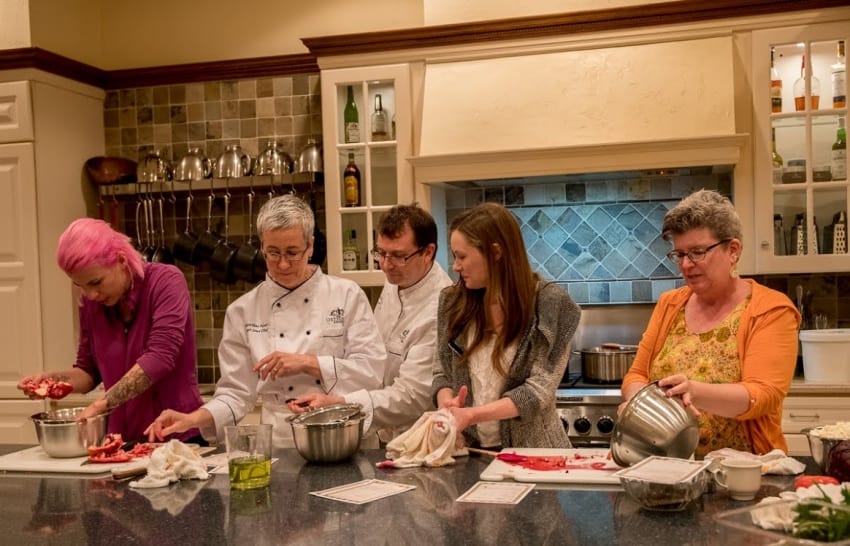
xmin=411 ymin=35 xmax=748 ymax=185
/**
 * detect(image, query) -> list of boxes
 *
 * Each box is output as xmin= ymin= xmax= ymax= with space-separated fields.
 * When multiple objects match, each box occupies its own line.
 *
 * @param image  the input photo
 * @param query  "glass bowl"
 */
xmin=715 ymin=498 xmax=850 ymax=545
xmin=614 ymin=456 xmax=711 ymax=511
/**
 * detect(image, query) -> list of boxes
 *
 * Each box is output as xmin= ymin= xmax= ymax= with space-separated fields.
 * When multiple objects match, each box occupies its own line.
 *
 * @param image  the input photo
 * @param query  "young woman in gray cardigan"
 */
xmin=433 ymin=203 xmax=581 ymax=449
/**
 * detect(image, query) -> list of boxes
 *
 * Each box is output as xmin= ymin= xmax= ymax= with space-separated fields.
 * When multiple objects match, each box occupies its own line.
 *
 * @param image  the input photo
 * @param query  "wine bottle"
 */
xmin=343 ymin=153 xmax=361 ymax=207
xmin=793 ymin=54 xmax=821 ymax=111
xmin=771 ymin=127 xmax=784 ymax=185
xmin=371 ymin=94 xmax=389 ymax=141
xmin=770 ymin=47 xmax=782 ymax=113
xmin=344 ymin=86 xmax=360 ymax=143
xmin=342 ymin=230 xmax=360 ymax=271
xmin=832 ymin=40 xmax=846 ymax=109
xmin=833 ymin=118 xmax=847 ymax=181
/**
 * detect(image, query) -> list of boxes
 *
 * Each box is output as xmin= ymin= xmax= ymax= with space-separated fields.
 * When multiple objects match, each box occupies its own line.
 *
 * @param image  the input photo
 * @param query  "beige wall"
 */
xmin=423 ymin=0 xmax=680 ymax=26
xmin=18 ymin=0 xmax=424 ymax=69
xmin=0 ymin=0 xmax=32 ymax=49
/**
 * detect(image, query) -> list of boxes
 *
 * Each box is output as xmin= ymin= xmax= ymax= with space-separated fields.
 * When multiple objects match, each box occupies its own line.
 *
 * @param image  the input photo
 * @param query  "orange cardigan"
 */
xmin=622 ymin=279 xmax=801 ymax=455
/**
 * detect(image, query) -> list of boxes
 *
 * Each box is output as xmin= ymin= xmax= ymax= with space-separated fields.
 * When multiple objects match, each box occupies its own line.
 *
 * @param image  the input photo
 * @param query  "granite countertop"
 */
xmin=0 ymin=445 xmax=821 ymax=546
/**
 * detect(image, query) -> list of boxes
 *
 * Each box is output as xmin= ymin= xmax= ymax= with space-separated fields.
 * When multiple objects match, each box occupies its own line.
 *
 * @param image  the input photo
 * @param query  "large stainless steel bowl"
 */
xmin=802 ymin=426 xmax=849 ymax=474
xmin=288 ymin=403 xmax=364 ymax=463
xmin=31 ymin=408 xmax=108 ymax=458
xmin=611 ymin=382 xmax=699 ymax=467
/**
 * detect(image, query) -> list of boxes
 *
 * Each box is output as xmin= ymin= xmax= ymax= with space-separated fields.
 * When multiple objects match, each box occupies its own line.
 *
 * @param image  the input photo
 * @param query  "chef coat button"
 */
xmin=288 ymin=385 xmax=294 ymax=391
xmin=315 ymin=379 xmax=321 ymax=385
xmin=306 ymin=330 xmax=311 ymax=335
xmin=304 ymin=298 xmax=308 ymax=303
xmin=276 ymin=303 xmax=281 ymax=308
xmin=279 ymin=333 xmax=284 ymax=338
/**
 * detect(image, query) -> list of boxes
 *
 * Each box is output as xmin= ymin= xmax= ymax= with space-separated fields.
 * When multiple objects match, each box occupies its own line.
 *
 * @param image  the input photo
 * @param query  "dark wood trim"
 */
xmin=0 ymin=48 xmax=318 ymax=90
xmin=302 ymin=0 xmax=850 ymax=56
xmin=1 ymin=0 xmax=845 ymax=89
xmin=105 ymin=54 xmax=319 ymax=89
xmin=0 ymin=47 xmax=108 ymax=88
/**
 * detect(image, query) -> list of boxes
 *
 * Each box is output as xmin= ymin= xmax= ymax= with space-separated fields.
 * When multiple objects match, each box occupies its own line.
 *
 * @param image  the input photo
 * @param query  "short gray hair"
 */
xmin=256 ymin=194 xmax=314 ymax=243
xmin=662 ymin=189 xmax=743 ymax=242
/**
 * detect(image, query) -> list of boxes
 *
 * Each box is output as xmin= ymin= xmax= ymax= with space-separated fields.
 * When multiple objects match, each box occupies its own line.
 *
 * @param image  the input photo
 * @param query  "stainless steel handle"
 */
xmin=788 ymin=412 xmax=820 ymax=421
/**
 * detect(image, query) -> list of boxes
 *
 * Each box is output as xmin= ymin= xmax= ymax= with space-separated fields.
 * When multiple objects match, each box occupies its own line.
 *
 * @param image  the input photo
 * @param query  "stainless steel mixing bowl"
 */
xmin=611 ymin=382 xmax=699 ymax=467
xmin=802 ymin=426 xmax=849 ymax=474
xmin=288 ymin=403 xmax=364 ymax=463
xmin=31 ymin=407 xmax=108 ymax=458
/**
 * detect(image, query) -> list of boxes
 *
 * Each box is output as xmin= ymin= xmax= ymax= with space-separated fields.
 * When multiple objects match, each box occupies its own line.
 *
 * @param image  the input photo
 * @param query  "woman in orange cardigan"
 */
xmin=621 ymin=190 xmax=800 ymax=456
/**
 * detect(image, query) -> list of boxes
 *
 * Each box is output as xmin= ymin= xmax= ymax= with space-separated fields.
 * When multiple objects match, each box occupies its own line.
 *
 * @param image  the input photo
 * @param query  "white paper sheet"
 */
xmin=310 ymin=479 xmax=416 ymax=504
xmin=457 ymin=481 xmax=535 ymax=504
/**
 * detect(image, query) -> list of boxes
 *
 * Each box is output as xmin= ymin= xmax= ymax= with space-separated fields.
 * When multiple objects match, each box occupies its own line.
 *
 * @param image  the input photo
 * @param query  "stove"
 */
xmin=556 ymin=373 xmax=622 ymax=447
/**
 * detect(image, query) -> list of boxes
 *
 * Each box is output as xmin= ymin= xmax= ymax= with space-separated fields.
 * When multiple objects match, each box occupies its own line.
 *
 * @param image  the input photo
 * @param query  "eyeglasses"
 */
xmin=370 ymin=247 xmax=424 ymax=267
xmin=263 ymin=247 xmax=308 ymax=264
xmin=666 ymin=239 xmax=731 ymax=264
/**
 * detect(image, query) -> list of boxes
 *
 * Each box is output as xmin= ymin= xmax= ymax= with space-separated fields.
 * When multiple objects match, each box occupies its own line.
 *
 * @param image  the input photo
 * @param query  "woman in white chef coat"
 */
xmin=145 ymin=194 xmax=386 ymax=447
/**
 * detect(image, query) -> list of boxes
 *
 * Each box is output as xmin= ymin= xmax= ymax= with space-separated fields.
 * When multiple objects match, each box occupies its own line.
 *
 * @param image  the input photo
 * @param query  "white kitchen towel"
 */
xmin=704 ymin=448 xmax=806 ymax=475
xmin=750 ymin=482 xmax=850 ymax=532
xmin=129 ymin=440 xmax=210 ymax=489
xmin=378 ymin=409 xmax=465 ymax=469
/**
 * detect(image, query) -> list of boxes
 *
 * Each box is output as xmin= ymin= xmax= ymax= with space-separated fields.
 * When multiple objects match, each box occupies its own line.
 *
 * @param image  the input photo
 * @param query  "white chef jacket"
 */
xmin=344 ymin=262 xmax=453 ymax=440
xmin=203 ymin=267 xmax=386 ymax=446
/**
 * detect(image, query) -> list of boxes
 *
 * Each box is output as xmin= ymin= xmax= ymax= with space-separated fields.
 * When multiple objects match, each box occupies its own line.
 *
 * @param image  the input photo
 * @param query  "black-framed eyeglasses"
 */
xmin=370 ymin=247 xmax=424 ymax=267
xmin=263 ymin=247 xmax=309 ymax=264
xmin=666 ymin=239 xmax=731 ymax=264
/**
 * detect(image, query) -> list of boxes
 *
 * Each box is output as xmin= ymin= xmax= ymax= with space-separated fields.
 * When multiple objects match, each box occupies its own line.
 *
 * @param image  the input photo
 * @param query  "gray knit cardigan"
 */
xmin=432 ymin=281 xmax=581 ymax=448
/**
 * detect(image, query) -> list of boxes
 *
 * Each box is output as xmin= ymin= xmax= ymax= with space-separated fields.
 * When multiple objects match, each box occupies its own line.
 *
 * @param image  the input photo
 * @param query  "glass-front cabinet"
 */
xmin=320 ymin=65 xmax=413 ymax=285
xmin=753 ymin=23 xmax=848 ymax=273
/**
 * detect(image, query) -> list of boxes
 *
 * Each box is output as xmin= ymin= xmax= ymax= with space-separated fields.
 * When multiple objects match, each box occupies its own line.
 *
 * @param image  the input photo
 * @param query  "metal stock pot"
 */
xmin=575 ymin=343 xmax=637 ymax=383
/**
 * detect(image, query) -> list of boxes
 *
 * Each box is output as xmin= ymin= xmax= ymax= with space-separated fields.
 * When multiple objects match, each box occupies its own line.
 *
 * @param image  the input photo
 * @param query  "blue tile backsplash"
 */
xmin=443 ymin=166 xmax=732 ymax=305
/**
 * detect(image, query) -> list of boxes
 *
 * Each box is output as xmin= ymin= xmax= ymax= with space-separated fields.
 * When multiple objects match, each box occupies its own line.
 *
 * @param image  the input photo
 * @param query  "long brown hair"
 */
xmin=444 ymin=203 xmax=539 ymax=375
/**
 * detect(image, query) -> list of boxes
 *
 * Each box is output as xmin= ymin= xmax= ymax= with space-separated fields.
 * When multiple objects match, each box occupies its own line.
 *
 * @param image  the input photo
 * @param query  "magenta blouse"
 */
xmin=74 ymin=262 xmax=203 ymax=441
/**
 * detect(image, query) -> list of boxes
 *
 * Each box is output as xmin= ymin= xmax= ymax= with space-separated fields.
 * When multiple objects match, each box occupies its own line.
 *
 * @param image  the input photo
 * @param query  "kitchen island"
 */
xmin=0 ymin=445 xmax=819 ymax=545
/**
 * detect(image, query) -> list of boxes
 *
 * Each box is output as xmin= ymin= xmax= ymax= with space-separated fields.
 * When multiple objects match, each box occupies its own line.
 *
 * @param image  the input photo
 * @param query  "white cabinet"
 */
xmin=0 ymin=76 xmax=104 ymax=443
xmin=320 ymin=64 xmax=414 ymax=286
xmin=782 ymin=395 xmax=850 ymax=456
xmin=752 ymin=22 xmax=849 ymax=273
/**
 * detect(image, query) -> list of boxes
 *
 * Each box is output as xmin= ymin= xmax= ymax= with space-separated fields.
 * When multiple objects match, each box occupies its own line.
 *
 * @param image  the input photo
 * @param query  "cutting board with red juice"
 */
xmin=479 ymin=448 xmax=623 ymax=484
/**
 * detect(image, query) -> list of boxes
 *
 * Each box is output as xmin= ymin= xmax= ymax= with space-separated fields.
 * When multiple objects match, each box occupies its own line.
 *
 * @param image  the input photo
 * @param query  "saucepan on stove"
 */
xmin=574 ymin=343 xmax=638 ymax=383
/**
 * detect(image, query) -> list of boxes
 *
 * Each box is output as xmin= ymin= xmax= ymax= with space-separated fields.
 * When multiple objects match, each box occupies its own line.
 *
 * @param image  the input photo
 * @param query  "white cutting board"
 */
xmin=479 ymin=448 xmax=623 ymax=484
xmin=0 ymin=446 xmax=150 ymax=474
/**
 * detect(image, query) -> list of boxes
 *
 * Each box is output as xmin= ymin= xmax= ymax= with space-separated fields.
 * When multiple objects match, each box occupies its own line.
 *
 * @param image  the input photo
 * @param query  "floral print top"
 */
xmin=649 ymin=296 xmax=753 ymax=457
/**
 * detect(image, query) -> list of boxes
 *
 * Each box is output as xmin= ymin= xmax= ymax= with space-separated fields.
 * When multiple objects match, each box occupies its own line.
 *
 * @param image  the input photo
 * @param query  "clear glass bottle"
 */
xmin=342 ymin=230 xmax=360 ymax=271
xmin=771 ymin=127 xmax=784 ymax=184
xmin=371 ymin=94 xmax=389 ymax=141
xmin=833 ymin=117 xmax=847 ymax=181
xmin=770 ymin=47 xmax=782 ymax=113
xmin=832 ymin=40 xmax=846 ymax=109
xmin=343 ymin=152 xmax=361 ymax=207
xmin=793 ymin=54 xmax=821 ymax=111
xmin=344 ymin=86 xmax=360 ymax=143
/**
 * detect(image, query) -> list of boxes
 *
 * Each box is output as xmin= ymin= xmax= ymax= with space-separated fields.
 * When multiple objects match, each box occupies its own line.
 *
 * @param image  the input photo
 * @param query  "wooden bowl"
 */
xmin=85 ymin=156 xmax=137 ymax=185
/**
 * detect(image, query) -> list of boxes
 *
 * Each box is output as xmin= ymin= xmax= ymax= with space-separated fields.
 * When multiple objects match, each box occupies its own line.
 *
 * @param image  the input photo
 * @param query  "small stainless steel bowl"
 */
xmin=288 ymin=403 xmax=363 ymax=463
xmin=611 ymin=382 xmax=699 ymax=467
xmin=31 ymin=407 xmax=108 ymax=458
xmin=802 ymin=426 xmax=849 ymax=474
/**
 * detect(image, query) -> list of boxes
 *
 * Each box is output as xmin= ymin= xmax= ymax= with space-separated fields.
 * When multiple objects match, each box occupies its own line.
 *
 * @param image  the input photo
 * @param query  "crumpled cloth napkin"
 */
xmin=377 ymin=409 xmax=466 ymax=469
xmin=129 ymin=440 xmax=210 ymax=489
xmin=704 ymin=448 xmax=806 ymax=475
xmin=750 ymin=482 xmax=850 ymax=532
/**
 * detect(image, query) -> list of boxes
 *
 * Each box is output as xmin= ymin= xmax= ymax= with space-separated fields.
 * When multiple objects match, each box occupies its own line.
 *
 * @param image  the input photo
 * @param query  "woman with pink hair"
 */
xmin=18 ymin=218 xmax=203 ymax=443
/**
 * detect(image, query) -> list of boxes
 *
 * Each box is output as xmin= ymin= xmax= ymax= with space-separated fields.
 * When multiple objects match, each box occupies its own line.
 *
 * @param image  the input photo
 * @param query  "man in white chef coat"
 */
xmin=290 ymin=204 xmax=453 ymax=442
xmin=145 ymin=194 xmax=387 ymax=447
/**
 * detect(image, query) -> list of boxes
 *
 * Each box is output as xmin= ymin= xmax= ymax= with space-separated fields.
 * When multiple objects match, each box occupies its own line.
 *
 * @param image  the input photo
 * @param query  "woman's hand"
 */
xmin=76 ymin=398 xmax=108 ymax=421
xmin=438 ymin=385 xmax=468 ymax=409
xmin=657 ymin=374 xmax=702 ymax=417
xmin=253 ymin=352 xmax=320 ymax=381
xmin=446 ymin=406 xmax=474 ymax=433
xmin=145 ymin=409 xmax=197 ymax=442
xmin=287 ymin=393 xmax=344 ymax=413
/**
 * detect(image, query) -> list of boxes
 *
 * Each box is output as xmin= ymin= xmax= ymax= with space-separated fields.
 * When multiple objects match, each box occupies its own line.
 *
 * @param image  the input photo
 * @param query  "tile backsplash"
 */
xmin=103 ymin=73 xmax=323 ymax=385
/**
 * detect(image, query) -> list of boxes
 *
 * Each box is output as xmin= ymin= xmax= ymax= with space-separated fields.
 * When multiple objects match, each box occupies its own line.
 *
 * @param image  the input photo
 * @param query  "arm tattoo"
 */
xmin=104 ymin=365 xmax=153 ymax=411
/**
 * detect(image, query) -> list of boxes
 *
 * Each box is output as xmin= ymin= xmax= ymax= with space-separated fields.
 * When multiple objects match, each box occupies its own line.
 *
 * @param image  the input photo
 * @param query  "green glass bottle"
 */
xmin=344 ymin=86 xmax=360 ymax=143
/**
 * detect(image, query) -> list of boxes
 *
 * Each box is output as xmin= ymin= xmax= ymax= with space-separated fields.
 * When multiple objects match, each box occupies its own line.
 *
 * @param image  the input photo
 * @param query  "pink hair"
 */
xmin=57 ymin=218 xmax=144 ymax=279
